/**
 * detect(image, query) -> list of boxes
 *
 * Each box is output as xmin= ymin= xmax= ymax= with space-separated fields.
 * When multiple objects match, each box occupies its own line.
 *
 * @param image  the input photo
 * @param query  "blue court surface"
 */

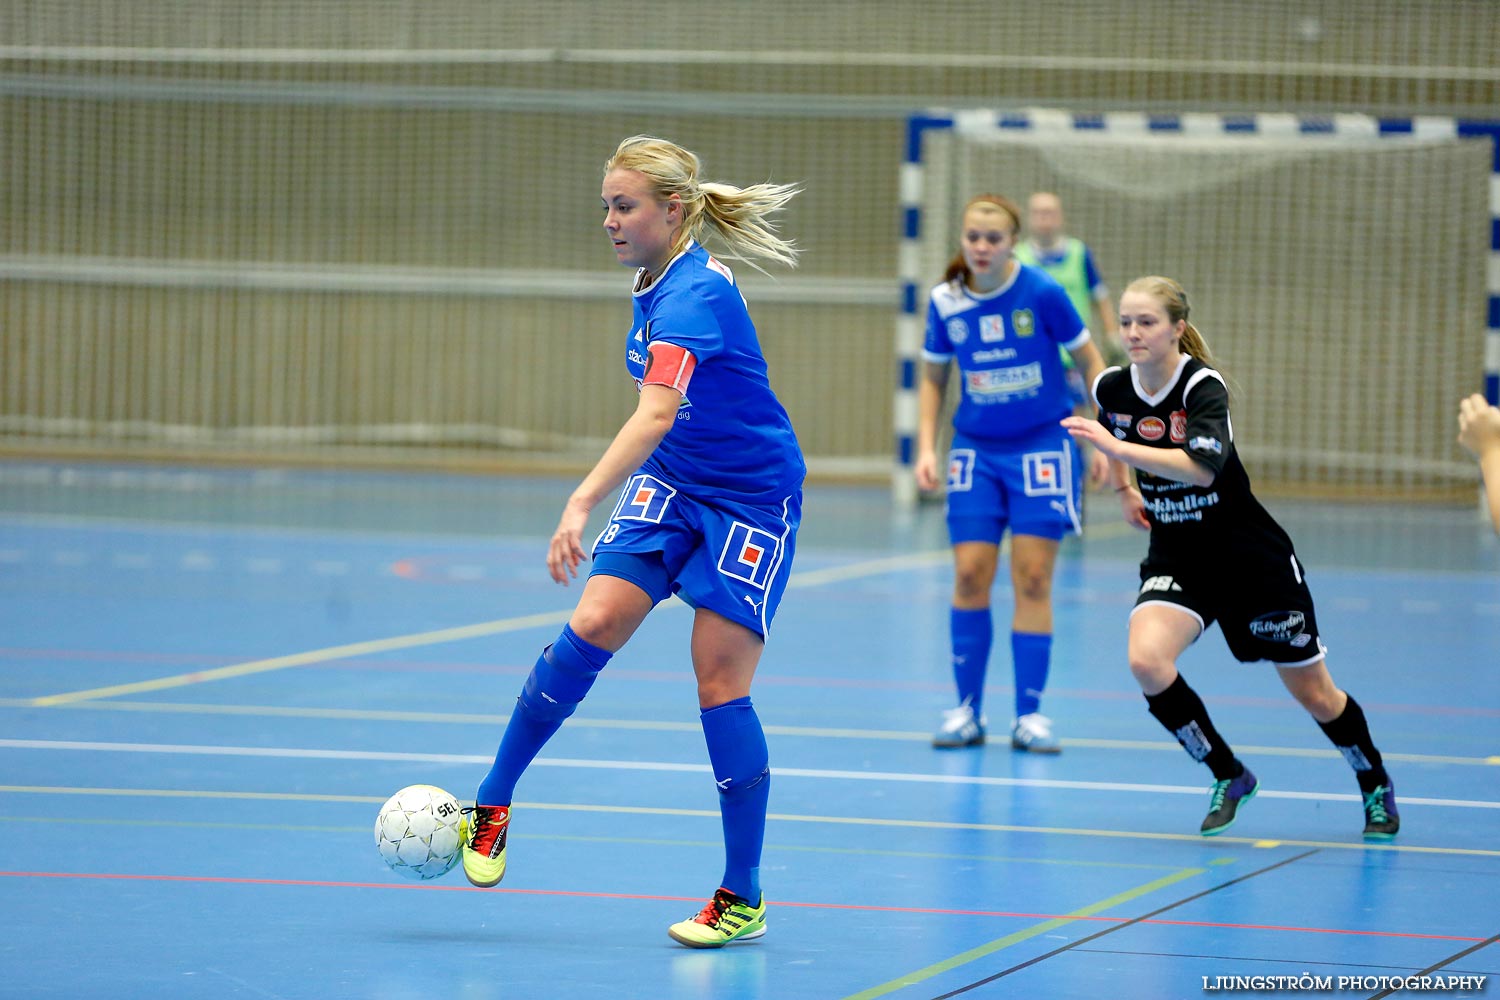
xmin=2 ymin=461 xmax=1496 ymax=999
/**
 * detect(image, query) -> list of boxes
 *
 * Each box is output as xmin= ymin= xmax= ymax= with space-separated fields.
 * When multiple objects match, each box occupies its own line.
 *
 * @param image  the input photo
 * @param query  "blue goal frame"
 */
xmin=893 ymin=109 xmax=1500 ymax=506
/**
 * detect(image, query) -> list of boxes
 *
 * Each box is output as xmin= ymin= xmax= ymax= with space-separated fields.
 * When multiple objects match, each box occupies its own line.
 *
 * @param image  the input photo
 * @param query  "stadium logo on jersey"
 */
xmin=1023 ymin=451 xmax=1069 ymax=496
xmin=966 ymin=363 xmax=1042 ymax=398
xmin=946 ymin=449 xmax=976 ymax=492
xmin=1011 ymin=309 xmax=1035 ymax=337
xmin=1107 ymin=412 xmax=1133 ymax=429
xmin=1189 ymin=435 xmax=1223 ymax=455
xmin=632 ymin=327 xmax=645 ymax=342
xmin=1169 ymin=410 xmax=1187 ymax=443
xmin=947 ymin=317 xmax=969 ymax=345
xmin=979 ymin=315 xmax=1004 ymax=343
xmin=1248 ymin=610 xmax=1306 ymax=643
xmin=611 ymin=473 xmax=676 ymax=523
xmin=717 ymin=521 xmax=779 ymax=589
xmin=1137 ymin=416 xmax=1167 ymax=441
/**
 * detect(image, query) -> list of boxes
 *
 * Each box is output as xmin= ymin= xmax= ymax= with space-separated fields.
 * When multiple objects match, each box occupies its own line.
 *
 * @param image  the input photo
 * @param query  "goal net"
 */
xmin=0 ymin=39 xmax=896 ymax=473
xmin=902 ymin=110 xmax=1492 ymax=500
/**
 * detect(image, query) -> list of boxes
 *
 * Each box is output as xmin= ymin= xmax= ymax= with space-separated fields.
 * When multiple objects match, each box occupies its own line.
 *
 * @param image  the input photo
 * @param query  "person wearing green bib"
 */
xmin=1015 ymin=192 xmax=1126 ymax=391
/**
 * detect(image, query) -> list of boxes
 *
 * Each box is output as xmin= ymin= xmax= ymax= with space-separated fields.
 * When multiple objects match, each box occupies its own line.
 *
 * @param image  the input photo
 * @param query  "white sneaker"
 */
xmin=932 ymin=704 xmax=986 ymax=748
xmin=1010 ymin=713 xmax=1062 ymax=754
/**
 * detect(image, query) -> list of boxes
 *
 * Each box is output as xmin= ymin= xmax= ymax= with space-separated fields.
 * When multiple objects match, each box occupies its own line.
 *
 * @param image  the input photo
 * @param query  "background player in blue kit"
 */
xmin=1063 ymin=276 xmax=1399 ymax=840
xmin=462 ymin=135 xmax=806 ymax=948
xmin=916 ymin=193 xmax=1107 ymax=753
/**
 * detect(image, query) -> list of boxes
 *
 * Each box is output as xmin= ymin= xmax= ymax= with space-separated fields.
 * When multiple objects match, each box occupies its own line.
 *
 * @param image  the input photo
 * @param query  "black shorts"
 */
xmin=1131 ymin=550 xmax=1327 ymax=665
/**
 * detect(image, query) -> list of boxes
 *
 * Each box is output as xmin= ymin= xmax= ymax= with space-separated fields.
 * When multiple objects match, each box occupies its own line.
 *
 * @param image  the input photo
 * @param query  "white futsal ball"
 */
xmin=374 ymin=784 xmax=465 ymax=880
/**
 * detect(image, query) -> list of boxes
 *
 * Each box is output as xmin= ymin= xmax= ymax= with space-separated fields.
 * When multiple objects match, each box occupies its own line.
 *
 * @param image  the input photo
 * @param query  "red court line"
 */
xmin=2 ymin=870 xmax=1485 ymax=943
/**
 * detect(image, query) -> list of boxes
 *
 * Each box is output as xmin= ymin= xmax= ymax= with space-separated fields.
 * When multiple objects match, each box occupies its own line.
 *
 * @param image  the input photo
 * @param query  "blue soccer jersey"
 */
xmin=923 ymin=264 xmax=1090 ymax=440
xmin=624 ymin=241 xmax=806 ymax=504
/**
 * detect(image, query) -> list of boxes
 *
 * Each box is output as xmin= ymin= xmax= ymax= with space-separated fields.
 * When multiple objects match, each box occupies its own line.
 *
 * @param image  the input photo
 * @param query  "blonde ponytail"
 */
xmin=605 ymin=135 xmax=800 ymax=273
xmin=1179 ymin=321 xmax=1214 ymax=367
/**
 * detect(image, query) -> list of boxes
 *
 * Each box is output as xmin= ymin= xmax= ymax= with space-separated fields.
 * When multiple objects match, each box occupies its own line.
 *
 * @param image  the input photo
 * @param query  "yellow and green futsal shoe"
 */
xmin=460 ymin=804 xmax=509 ymax=887
xmin=667 ymin=887 xmax=767 ymax=948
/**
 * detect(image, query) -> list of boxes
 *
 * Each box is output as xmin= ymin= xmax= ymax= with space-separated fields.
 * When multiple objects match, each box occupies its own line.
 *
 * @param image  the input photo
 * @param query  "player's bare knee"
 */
xmin=1291 ymin=681 xmax=1344 ymax=721
xmin=1012 ymin=568 xmax=1051 ymax=603
xmin=1128 ymin=653 xmax=1175 ymax=693
xmin=695 ymin=672 xmax=747 ymax=707
xmin=567 ymin=605 xmax=631 ymax=651
xmin=953 ymin=567 xmax=994 ymax=603
xmin=695 ymin=680 xmax=729 ymax=706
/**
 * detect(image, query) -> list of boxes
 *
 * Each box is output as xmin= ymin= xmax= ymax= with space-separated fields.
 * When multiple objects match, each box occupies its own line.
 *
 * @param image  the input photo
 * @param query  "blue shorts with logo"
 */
xmin=945 ymin=423 xmax=1083 ymax=544
xmin=588 ymin=471 xmax=801 ymax=637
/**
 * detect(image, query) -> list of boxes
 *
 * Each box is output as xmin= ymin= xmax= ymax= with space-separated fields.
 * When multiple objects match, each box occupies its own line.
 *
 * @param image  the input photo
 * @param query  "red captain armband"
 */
xmin=642 ymin=341 xmax=697 ymax=393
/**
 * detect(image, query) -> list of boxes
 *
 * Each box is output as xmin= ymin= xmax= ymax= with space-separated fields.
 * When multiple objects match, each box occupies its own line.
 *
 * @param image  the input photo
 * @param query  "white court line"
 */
xmin=0 ymin=739 xmax=1493 ymax=810
xmin=27 ymin=545 xmax=954 ymax=706
xmin=28 ymin=609 xmax=574 ymax=706
xmin=3 ymin=698 xmax=1489 ymax=768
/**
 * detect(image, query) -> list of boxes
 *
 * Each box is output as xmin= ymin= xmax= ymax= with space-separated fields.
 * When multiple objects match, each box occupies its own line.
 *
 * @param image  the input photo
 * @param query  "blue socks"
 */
xmin=949 ymin=607 xmax=992 ymax=715
xmin=701 ymin=696 xmax=770 ymax=902
xmin=950 ymin=611 xmax=1054 ymax=717
xmin=476 ymin=624 xmax=611 ymax=806
xmin=479 ymin=631 xmax=771 ymax=902
xmin=1011 ymin=630 xmax=1052 ymax=717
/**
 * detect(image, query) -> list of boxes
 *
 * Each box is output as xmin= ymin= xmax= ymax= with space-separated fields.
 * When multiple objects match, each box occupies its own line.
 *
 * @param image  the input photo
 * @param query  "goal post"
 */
xmin=895 ymin=108 xmax=1500 ymax=506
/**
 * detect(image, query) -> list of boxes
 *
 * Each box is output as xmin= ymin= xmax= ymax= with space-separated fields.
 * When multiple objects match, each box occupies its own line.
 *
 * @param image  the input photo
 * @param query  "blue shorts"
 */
xmin=945 ymin=424 xmax=1082 ymax=544
xmin=588 ymin=471 xmax=801 ymax=637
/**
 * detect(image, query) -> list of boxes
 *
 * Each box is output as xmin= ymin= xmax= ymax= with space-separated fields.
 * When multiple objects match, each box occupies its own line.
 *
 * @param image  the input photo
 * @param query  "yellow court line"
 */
xmin=783 ymin=550 xmax=950 ymax=588
xmin=8 ymin=815 xmax=1184 ymax=872
xmin=840 ymin=865 xmax=1208 ymax=1000
xmin=763 ymin=811 xmax=1500 ymax=857
xmin=28 ymin=609 xmax=572 ymax=707
xmin=28 ymin=549 xmax=952 ymax=706
xmin=10 ymin=698 xmax=1494 ymax=768
xmin=4 ymin=785 xmax=1496 ymax=858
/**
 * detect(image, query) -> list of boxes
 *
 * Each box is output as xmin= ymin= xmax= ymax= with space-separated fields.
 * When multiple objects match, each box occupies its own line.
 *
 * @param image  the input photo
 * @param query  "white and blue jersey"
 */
xmin=597 ymin=241 xmax=804 ymax=637
xmin=925 ymin=264 xmax=1090 ymax=543
xmin=923 ymin=263 xmax=1089 ymax=440
xmin=625 ymin=241 xmax=805 ymax=505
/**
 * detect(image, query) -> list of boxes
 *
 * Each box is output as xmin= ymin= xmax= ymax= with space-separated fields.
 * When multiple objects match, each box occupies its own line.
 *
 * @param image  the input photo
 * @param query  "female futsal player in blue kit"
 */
xmin=916 ymin=193 xmax=1106 ymax=753
xmin=461 ymin=136 xmax=806 ymax=948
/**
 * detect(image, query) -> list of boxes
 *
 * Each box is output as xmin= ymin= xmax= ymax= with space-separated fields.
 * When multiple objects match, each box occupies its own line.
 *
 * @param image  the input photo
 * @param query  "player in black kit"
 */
xmin=1062 ymin=276 xmax=1399 ymax=840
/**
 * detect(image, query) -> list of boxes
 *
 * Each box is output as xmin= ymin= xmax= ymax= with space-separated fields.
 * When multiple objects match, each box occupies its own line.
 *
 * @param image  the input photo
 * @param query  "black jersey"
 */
xmin=1092 ymin=356 xmax=1294 ymax=562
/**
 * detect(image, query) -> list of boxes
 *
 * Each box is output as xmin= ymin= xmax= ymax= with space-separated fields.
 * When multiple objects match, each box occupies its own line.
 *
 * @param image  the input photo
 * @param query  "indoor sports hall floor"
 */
xmin=2 ymin=460 xmax=1496 ymax=1000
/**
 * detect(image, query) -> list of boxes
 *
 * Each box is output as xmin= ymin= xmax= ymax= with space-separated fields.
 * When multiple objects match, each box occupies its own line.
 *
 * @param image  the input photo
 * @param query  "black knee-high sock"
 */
xmin=1316 ymin=694 xmax=1389 ymax=794
xmin=1145 ymin=674 xmax=1242 ymax=781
